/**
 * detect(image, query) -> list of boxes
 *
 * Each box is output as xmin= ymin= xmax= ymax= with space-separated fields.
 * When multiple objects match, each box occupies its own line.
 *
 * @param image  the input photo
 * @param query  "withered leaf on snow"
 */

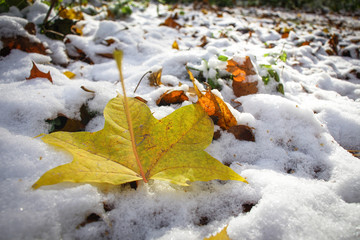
xmin=26 ymin=61 xmax=53 ymax=83
xmin=156 ymin=90 xmax=189 ymax=106
xmin=187 ymin=68 xmax=237 ymax=130
xmin=160 ymin=16 xmax=182 ymax=29
xmin=226 ymin=57 xmax=258 ymax=97
xmin=149 ymin=68 xmax=163 ymax=86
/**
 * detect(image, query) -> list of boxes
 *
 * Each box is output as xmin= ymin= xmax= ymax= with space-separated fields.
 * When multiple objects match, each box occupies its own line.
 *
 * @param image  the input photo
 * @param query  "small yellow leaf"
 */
xmin=63 ymin=71 xmax=76 ymax=79
xmin=204 ymin=225 xmax=230 ymax=240
xmin=172 ymin=40 xmax=179 ymax=50
xmin=59 ymin=7 xmax=84 ymax=20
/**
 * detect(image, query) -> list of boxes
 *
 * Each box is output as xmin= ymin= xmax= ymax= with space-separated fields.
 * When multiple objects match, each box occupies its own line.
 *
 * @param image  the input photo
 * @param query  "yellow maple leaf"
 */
xmin=32 ymin=51 xmax=247 ymax=189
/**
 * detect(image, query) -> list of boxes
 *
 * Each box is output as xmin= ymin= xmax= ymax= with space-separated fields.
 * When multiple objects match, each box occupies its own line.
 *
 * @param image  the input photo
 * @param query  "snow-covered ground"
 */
xmin=1 ymin=2 xmax=360 ymax=239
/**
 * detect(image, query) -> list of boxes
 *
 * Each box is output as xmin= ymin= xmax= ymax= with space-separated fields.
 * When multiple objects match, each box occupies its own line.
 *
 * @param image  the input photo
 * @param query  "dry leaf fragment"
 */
xmin=156 ymin=90 xmax=189 ymax=106
xmin=172 ymin=40 xmax=179 ymax=50
xmin=160 ymin=16 xmax=182 ymax=29
xmin=135 ymin=96 xmax=148 ymax=104
xmin=204 ymin=225 xmax=230 ymax=240
xmin=149 ymin=68 xmax=162 ymax=86
xmin=198 ymin=36 xmax=208 ymax=48
xmin=1 ymin=36 xmax=47 ymax=57
xmin=227 ymin=125 xmax=255 ymax=141
xmin=26 ymin=61 xmax=53 ymax=83
xmin=63 ymin=71 xmax=76 ymax=79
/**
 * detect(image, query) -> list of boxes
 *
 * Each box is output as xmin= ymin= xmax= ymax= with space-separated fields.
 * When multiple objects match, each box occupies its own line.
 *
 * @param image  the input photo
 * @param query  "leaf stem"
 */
xmin=114 ymin=50 xmax=148 ymax=183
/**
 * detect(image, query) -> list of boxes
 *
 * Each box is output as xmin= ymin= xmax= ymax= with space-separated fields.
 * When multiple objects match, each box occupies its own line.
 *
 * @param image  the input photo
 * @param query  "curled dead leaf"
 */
xmin=156 ymin=90 xmax=189 ymax=106
xmin=187 ymin=68 xmax=237 ymax=130
xmin=149 ymin=68 xmax=162 ymax=87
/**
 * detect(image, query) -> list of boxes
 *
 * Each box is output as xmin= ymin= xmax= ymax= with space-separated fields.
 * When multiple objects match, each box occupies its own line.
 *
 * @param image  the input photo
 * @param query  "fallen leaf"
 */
xmin=281 ymin=32 xmax=289 ymax=38
xmin=59 ymin=7 xmax=84 ymax=20
xmin=26 ymin=61 xmax=53 ymax=83
xmin=46 ymin=104 xmax=95 ymax=133
xmin=226 ymin=57 xmax=258 ymax=97
xmin=187 ymin=68 xmax=237 ymax=130
xmin=198 ymin=35 xmax=208 ymax=48
xmin=24 ymin=22 xmax=36 ymax=35
xmin=63 ymin=71 xmax=76 ymax=79
xmin=172 ymin=40 xmax=179 ymax=50
xmin=149 ymin=68 xmax=162 ymax=86
xmin=33 ymin=51 xmax=247 ymax=189
xmin=227 ymin=125 xmax=255 ymax=141
xmin=160 ymin=16 xmax=182 ymax=29
xmin=1 ymin=36 xmax=47 ymax=57
xmin=204 ymin=225 xmax=230 ymax=240
xmin=33 ymin=95 xmax=247 ymax=188
xmin=227 ymin=57 xmax=256 ymax=77
xmin=156 ymin=90 xmax=189 ymax=106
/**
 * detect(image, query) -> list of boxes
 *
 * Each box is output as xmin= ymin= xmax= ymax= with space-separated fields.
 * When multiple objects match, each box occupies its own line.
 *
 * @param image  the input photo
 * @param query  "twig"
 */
xmin=133 ymin=70 xmax=152 ymax=93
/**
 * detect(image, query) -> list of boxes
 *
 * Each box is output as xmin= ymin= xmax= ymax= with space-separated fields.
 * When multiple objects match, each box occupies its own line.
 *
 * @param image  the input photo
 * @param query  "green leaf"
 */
xmin=262 ymin=75 xmax=270 ymax=85
xmin=279 ymin=51 xmax=287 ymax=62
xmin=277 ymin=83 xmax=285 ymax=94
xmin=218 ymin=55 xmax=228 ymax=62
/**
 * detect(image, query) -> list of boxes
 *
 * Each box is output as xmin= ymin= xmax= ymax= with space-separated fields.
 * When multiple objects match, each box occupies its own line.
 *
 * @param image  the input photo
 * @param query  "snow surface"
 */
xmin=1 ymin=2 xmax=360 ymax=240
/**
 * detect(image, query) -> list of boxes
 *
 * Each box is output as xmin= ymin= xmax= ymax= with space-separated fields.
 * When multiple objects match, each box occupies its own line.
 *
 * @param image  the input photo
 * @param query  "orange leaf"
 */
xmin=187 ymin=68 xmax=237 ymax=130
xmin=226 ymin=57 xmax=258 ymax=97
xmin=156 ymin=90 xmax=189 ymax=106
xmin=226 ymin=57 xmax=256 ymax=77
xmin=160 ymin=16 xmax=182 ymax=29
xmin=1 ymin=36 xmax=47 ymax=57
xmin=26 ymin=61 xmax=53 ymax=83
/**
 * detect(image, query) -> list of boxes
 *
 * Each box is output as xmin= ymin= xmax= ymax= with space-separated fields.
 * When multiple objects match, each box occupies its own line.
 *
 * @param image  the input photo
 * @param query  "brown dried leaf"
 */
xmin=156 ymin=90 xmax=189 ymax=106
xmin=160 ymin=16 xmax=182 ymax=29
xmin=1 ymin=36 xmax=47 ymax=57
xmin=226 ymin=57 xmax=258 ymax=97
xmin=198 ymin=36 xmax=208 ymax=48
xmin=26 ymin=61 xmax=53 ymax=83
xmin=149 ymin=68 xmax=162 ymax=87
xmin=187 ymin=68 xmax=237 ymax=130
xmin=227 ymin=125 xmax=255 ymax=141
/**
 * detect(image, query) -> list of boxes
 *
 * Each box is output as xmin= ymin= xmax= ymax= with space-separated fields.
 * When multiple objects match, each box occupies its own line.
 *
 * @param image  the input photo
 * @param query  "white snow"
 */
xmin=0 ymin=2 xmax=360 ymax=240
